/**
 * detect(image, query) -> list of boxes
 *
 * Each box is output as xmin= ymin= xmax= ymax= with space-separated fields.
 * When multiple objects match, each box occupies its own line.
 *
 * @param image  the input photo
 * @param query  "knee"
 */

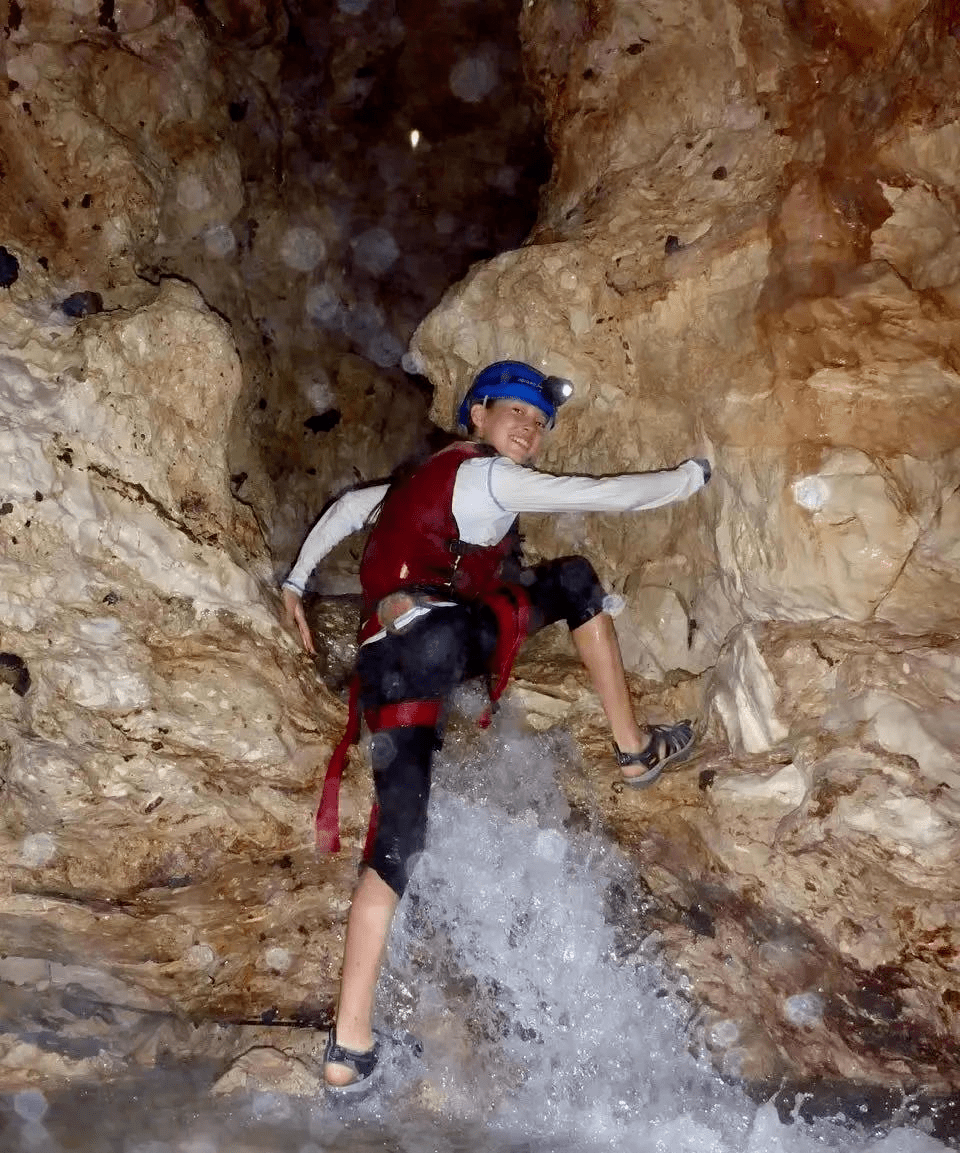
xmin=556 ymin=556 xmax=605 ymax=629
xmin=558 ymin=555 xmax=600 ymax=595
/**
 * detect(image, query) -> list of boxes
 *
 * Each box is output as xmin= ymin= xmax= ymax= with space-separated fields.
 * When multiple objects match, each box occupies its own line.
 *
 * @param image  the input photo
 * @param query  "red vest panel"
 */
xmin=359 ymin=442 xmax=516 ymax=614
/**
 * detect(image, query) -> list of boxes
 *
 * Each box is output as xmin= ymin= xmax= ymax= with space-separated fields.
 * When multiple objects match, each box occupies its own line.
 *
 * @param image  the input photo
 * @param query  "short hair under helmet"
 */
xmin=457 ymin=360 xmax=573 ymax=429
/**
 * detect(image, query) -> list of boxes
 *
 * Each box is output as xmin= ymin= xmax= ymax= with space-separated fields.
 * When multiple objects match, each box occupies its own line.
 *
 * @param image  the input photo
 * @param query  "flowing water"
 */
xmin=1 ymin=706 xmax=955 ymax=1151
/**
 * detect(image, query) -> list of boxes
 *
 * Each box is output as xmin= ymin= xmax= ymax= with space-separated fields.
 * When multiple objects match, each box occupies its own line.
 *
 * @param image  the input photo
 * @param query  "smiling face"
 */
xmin=470 ymin=397 xmax=548 ymax=464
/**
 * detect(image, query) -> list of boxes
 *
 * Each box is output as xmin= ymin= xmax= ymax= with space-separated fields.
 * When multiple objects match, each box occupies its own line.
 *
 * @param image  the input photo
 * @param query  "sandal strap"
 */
xmin=323 ymin=1029 xmax=380 ymax=1079
xmin=616 ymin=721 xmax=693 ymax=769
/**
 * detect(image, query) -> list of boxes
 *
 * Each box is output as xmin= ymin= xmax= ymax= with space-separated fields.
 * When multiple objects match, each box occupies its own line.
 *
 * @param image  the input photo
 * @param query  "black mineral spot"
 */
xmin=257 ymin=397 xmax=267 ymax=410
xmin=7 ymin=79 xmax=18 ymax=92
xmin=57 ymin=449 xmax=73 ymax=465
xmin=33 ymin=491 xmax=42 ymax=501
xmin=849 ymin=987 xmax=902 ymax=1022
xmin=0 ymin=501 xmax=12 ymax=515
xmin=20 ymin=101 xmax=30 ymax=113
xmin=8 ymin=0 xmax=22 ymax=30
xmin=0 ymin=246 xmax=19 ymax=288
xmin=0 ymin=652 xmax=31 ymax=697
xmin=143 ymin=796 xmax=163 ymax=814
xmin=228 ymin=100 xmax=248 ymax=122
xmin=98 ymin=0 xmax=117 ymax=31
xmin=150 ymin=740 xmax=163 ymax=751
xmin=62 ymin=198 xmax=70 ymax=209
xmin=712 ymin=165 xmax=728 ymax=180
xmin=304 ymin=408 xmax=341 ymax=433
xmin=626 ymin=41 xmax=647 ymax=54
xmin=260 ymin=1007 xmax=279 ymax=1023
xmin=664 ymin=234 xmax=682 ymax=254
xmin=229 ymin=471 xmax=248 ymax=490
xmin=684 ymin=903 xmax=715 ymax=938
xmin=698 ymin=769 xmax=716 ymax=791
xmin=277 ymin=855 xmax=293 ymax=870
xmin=102 ymin=590 xmax=120 ymax=605
xmin=306 ymin=467 xmax=316 ymax=475
xmin=81 ymin=193 xmax=93 ymax=208
xmin=60 ymin=291 xmax=104 ymax=318
xmin=37 ymin=256 xmax=48 ymax=270
xmin=582 ymin=68 xmax=595 ymax=80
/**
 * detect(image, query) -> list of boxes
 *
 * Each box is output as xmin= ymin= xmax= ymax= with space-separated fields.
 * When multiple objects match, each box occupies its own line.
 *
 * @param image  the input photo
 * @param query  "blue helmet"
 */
xmin=457 ymin=360 xmax=574 ymax=429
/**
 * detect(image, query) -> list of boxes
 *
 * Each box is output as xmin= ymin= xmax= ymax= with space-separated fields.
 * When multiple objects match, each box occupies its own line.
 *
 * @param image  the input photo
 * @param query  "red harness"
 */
xmin=314 ymin=444 xmax=531 ymax=853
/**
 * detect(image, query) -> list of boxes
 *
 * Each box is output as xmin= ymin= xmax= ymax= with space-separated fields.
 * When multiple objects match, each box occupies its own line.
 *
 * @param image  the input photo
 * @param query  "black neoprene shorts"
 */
xmin=356 ymin=555 xmax=606 ymax=895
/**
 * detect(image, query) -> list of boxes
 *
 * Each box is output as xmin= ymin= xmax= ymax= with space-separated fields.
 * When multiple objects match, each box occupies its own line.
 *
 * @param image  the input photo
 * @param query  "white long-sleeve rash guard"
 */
xmin=282 ymin=455 xmax=706 ymax=594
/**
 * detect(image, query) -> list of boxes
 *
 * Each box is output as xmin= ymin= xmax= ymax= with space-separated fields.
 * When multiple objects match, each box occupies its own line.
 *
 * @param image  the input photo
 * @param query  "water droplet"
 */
xmin=20 ymin=833 xmax=56 ymax=867
xmin=14 ymin=1090 xmax=48 ymax=1121
xmin=280 ymin=227 xmax=326 ymax=273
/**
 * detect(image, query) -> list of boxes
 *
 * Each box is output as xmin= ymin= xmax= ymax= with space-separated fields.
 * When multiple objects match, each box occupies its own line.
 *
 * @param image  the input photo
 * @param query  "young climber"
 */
xmin=281 ymin=360 xmax=711 ymax=1091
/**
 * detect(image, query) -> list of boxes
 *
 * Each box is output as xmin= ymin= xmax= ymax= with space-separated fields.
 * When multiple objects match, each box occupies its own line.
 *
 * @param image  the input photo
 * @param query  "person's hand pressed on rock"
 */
xmin=282 ymin=587 xmax=317 ymax=654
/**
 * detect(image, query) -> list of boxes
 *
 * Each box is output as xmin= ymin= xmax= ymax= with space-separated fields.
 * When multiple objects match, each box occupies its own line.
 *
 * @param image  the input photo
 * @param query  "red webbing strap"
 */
xmin=315 ymin=673 xmax=361 ymax=853
xmin=364 ymin=699 xmax=443 ymax=732
xmin=479 ymin=583 xmax=532 ymax=728
xmin=315 ymin=614 xmax=383 ymax=853
xmin=315 ymin=686 xmax=444 ymax=855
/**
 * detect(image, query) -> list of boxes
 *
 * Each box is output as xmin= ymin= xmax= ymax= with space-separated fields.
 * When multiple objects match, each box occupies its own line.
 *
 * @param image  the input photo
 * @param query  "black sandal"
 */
xmin=322 ymin=1028 xmax=381 ymax=1094
xmin=614 ymin=720 xmax=695 ymax=787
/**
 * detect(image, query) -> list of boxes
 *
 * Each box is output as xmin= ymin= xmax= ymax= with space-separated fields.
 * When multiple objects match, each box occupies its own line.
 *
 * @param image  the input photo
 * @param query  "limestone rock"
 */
xmin=211 ymin=1046 xmax=322 ymax=1098
xmin=412 ymin=0 xmax=960 ymax=648
xmin=0 ymin=265 xmax=369 ymax=1080
xmin=560 ymin=619 xmax=960 ymax=1088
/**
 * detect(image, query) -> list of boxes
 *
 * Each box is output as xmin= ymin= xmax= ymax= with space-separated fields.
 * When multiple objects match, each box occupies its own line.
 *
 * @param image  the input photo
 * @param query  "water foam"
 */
xmin=371 ymin=711 xmax=954 ymax=1152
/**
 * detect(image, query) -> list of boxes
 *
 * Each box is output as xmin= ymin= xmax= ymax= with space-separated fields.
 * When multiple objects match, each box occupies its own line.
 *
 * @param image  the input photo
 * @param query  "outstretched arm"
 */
xmin=281 ymin=484 xmax=388 ymax=652
xmin=485 ymin=457 xmax=710 ymax=515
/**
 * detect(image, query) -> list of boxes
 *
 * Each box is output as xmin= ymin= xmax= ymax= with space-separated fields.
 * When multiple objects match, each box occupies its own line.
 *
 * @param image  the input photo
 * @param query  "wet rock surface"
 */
xmin=550 ymin=620 xmax=960 ymax=1089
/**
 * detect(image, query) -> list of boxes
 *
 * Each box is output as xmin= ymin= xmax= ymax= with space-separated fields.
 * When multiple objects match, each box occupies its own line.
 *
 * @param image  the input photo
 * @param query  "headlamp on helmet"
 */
xmin=457 ymin=360 xmax=574 ymax=429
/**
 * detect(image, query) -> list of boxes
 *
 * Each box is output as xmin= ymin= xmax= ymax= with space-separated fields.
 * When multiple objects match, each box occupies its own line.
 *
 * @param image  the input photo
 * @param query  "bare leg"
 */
xmin=325 ymin=866 xmax=399 ymax=1087
xmin=571 ymin=612 xmax=650 ymax=760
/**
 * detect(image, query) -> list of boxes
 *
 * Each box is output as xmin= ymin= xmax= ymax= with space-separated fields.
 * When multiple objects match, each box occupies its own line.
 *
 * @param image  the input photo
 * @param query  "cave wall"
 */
xmin=415 ymin=0 xmax=960 ymax=662
xmin=0 ymin=0 xmax=553 ymax=1091
xmin=410 ymin=0 xmax=960 ymax=1088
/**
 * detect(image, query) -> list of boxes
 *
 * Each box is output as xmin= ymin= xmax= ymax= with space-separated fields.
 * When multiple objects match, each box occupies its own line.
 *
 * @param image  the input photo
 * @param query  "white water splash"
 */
xmin=368 ymin=711 xmax=954 ymax=1153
